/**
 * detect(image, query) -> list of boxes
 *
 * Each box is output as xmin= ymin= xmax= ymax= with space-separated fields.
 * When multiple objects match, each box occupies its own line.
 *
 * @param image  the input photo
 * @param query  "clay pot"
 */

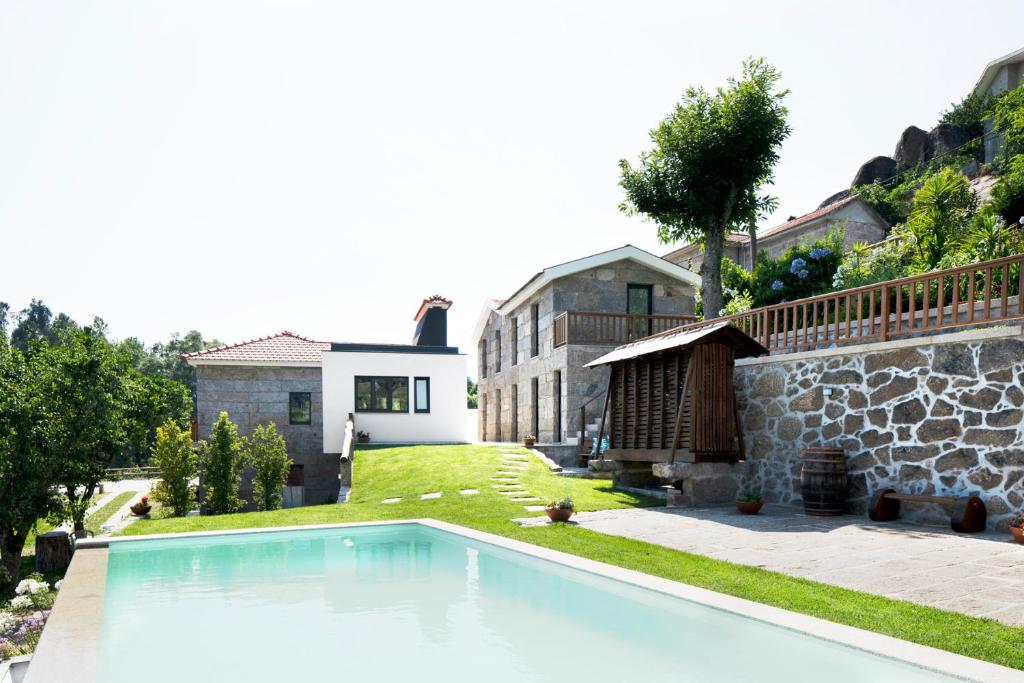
xmin=545 ymin=507 xmax=573 ymax=523
xmin=130 ymin=503 xmax=152 ymax=516
xmin=1010 ymin=526 xmax=1024 ymax=544
xmin=523 ymin=437 xmax=536 ymax=448
xmin=735 ymin=500 xmax=763 ymax=515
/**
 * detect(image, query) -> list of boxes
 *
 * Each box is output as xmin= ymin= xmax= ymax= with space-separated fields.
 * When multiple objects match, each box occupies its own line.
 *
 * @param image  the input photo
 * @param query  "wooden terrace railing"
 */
xmin=675 ymin=253 xmax=1024 ymax=354
xmin=553 ymin=311 xmax=698 ymax=348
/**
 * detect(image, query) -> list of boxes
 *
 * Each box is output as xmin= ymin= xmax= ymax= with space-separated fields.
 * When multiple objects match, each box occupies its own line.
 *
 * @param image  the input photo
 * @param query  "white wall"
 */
xmin=322 ymin=350 xmax=467 ymax=450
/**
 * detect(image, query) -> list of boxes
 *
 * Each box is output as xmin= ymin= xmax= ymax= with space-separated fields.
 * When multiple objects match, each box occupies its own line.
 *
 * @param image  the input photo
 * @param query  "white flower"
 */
xmin=14 ymin=578 xmax=49 ymax=595
xmin=0 ymin=610 xmax=16 ymax=634
xmin=53 ymin=580 xmax=63 ymax=591
xmin=10 ymin=595 xmax=32 ymax=610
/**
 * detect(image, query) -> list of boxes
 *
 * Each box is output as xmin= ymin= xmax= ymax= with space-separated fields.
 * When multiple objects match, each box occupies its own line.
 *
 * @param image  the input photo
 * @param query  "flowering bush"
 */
xmin=9 ymin=596 xmax=32 ymax=611
xmin=15 ymin=578 xmax=49 ymax=596
xmin=751 ymin=228 xmax=845 ymax=306
xmin=0 ymin=574 xmax=56 ymax=659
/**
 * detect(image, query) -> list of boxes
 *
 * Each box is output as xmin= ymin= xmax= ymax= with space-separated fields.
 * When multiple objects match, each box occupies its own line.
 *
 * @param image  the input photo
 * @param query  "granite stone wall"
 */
xmin=195 ymin=364 xmax=339 ymax=507
xmin=734 ymin=331 xmax=1024 ymax=530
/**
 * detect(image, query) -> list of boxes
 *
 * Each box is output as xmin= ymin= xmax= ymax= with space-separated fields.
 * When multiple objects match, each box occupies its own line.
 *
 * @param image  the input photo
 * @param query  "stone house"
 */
xmin=472 ymin=245 xmax=699 ymax=457
xmin=974 ymin=46 xmax=1024 ymax=163
xmin=662 ymin=195 xmax=889 ymax=273
xmin=185 ymin=296 xmax=467 ymax=508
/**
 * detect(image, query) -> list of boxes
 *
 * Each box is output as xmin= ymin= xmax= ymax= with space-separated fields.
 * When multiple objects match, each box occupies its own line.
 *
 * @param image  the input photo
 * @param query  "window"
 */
xmin=495 ymin=330 xmax=502 ymax=373
xmin=286 ymin=464 xmax=305 ymax=486
xmin=627 ymin=283 xmax=654 ymax=338
xmin=289 ymin=392 xmax=312 ymax=425
xmin=510 ymin=384 xmax=518 ymax=442
xmin=479 ymin=339 xmax=488 ymax=378
xmin=495 ymin=390 xmax=502 ymax=442
xmin=481 ymin=394 xmax=488 ymax=441
xmin=414 ymin=377 xmax=431 ymax=413
xmin=553 ymin=371 xmax=562 ymax=443
xmin=530 ymin=377 xmax=539 ymax=438
xmin=530 ymin=303 xmax=539 ymax=357
xmin=355 ymin=376 xmax=409 ymax=413
xmin=511 ymin=318 xmax=518 ymax=366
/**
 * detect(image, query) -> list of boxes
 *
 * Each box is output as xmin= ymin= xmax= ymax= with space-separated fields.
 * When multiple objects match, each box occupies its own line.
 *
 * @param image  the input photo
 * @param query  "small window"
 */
xmin=286 ymin=464 xmax=305 ymax=486
xmin=414 ymin=377 xmax=431 ymax=413
xmin=480 ymin=339 xmax=488 ymax=379
xmin=511 ymin=318 xmax=518 ymax=366
xmin=354 ymin=376 xmax=409 ymax=413
xmin=495 ymin=330 xmax=502 ymax=373
xmin=289 ymin=392 xmax=312 ymax=425
xmin=530 ymin=303 xmax=539 ymax=357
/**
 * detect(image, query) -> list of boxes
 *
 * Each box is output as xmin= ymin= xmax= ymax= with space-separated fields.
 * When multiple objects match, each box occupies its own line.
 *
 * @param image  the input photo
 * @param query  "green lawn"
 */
xmin=121 ymin=444 xmax=1024 ymax=670
xmin=84 ymin=491 xmax=136 ymax=537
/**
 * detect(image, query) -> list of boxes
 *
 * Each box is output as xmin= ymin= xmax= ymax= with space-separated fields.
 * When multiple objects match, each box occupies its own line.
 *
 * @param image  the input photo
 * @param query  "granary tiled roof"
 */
xmin=181 ymin=331 xmax=330 ymax=365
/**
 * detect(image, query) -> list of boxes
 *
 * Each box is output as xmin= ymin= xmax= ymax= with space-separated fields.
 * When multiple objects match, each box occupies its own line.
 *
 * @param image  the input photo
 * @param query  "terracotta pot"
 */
xmin=735 ymin=500 xmax=763 ymax=515
xmin=523 ymin=437 xmax=536 ymax=448
xmin=1011 ymin=526 xmax=1024 ymax=544
xmin=130 ymin=503 xmax=152 ymax=516
xmin=545 ymin=507 xmax=573 ymax=523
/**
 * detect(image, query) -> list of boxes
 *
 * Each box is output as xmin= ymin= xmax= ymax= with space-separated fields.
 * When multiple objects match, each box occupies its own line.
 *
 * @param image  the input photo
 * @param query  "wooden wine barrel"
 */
xmin=800 ymin=447 xmax=847 ymax=516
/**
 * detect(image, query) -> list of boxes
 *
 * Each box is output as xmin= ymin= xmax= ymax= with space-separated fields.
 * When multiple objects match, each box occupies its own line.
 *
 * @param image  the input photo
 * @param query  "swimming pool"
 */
xmin=32 ymin=521 xmax=1023 ymax=682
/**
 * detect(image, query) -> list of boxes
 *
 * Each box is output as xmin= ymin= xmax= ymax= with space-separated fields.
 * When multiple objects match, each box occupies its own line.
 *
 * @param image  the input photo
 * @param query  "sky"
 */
xmin=2 ymin=0 xmax=1023 ymax=371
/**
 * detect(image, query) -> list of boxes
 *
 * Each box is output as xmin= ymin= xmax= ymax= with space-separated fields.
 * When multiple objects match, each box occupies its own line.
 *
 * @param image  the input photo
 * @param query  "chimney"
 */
xmin=413 ymin=295 xmax=452 ymax=346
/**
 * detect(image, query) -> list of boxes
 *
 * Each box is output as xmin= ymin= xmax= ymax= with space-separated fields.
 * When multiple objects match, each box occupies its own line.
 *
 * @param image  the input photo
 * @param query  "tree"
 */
xmin=990 ymin=84 xmax=1024 ymax=162
xmin=200 ymin=412 xmax=244 ymax=515
xmin=619 ymin=58 xmax=791 ymax=318
xmin=906 ymin=168 xmax=978 ymax=270
xmin=244 ymin=423 xmax=292 ymax=512
xmin=466 ymin=377 xmax=478 ymax=409
xmin=151 ymin=419 xmax=197 ymax=517
xmin=116 ymin=373 xmax=192 ymax=467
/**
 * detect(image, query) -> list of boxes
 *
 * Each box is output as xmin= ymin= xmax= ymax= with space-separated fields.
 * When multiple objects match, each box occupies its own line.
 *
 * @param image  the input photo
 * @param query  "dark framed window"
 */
xmin=480 ymin=339 xmax=487 ymax=378
xmin=414 ymin=377 xmax=431 ymax=413
xmin=530 ymin=303 xmax=539 ymax=357
xmin=495 ymin=390 xmax=502 ymax=442
xmin=627 ymin=283 xmax=654 ymax=337
xmin=531 ymin=377 xmax=539 ymax=437
xmin=510 ymin=384 xmax=518 ymax=442
xmin=495 ymin=330 xmax=502 ymax=373
xmin=286 ymin=464 xmax=305 ymax=486
xmin=553 ymin=370 xmax=562 ymax=443
xmin=289 ymin=392 xmax=312 ymax=425
xmin=355 ymin=376 xmax=409 ymax=413
xmin=511 ymin=318 xmax=518 ymax=366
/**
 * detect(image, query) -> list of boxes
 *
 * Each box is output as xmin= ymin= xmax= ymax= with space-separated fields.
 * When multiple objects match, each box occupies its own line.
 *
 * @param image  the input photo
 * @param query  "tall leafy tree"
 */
xmin=200 ymin=412 xmax=244 ymax=515
xmin=620 ymin=58 xmax=791 ymax=318
xmin=244 ymin=423 xmax=292 ymax=512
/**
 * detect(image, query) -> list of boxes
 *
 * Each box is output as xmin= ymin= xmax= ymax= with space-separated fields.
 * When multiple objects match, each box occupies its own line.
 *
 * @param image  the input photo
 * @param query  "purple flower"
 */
xmin=809 ymin=246 xmax=831 ymax=260
xmin=771 ymin=279 xmax=784 ymax=291
xmin=790 ymin=257 xmax=807 ymax=275
xmin=797 ymin=268 xmax=809 ymax=279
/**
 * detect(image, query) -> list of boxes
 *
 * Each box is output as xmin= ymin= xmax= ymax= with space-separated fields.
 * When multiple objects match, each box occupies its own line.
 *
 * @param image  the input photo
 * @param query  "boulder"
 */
xmin=894 ymin=126 xmax=930 ymax=170
xmin=928 ymin=123 xmax=971 ymax=160
xmin=818 ymin=189 xmax=852 ymax=209
xmin=851 ymin=156 xmax=897 ymax=187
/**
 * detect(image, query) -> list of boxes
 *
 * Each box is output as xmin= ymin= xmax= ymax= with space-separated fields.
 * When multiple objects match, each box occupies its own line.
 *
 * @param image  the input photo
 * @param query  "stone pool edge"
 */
xmin=34 ymin=518 xmax=1024 ymax=683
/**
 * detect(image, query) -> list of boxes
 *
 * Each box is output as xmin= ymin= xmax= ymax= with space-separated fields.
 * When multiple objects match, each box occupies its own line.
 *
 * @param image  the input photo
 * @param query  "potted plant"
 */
xmin=523 ymin=435 xmax=536 ymax=448
xmin=130 ymin=495 xmax=152 ymax=516
xmin=1010 ymin=515 xmax=1024 ymax=544
xmin=357 ymin=430 xmax=370 ymax=444
xmin=545 ymin=496 xmax=574 ymax=523
xmin=735 ymin=490 xmax=763 ymax=515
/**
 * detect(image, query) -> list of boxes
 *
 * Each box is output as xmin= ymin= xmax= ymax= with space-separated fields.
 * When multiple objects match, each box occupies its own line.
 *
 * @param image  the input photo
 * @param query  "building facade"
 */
xmin=473 ymin=245 xmax=699 ymax=449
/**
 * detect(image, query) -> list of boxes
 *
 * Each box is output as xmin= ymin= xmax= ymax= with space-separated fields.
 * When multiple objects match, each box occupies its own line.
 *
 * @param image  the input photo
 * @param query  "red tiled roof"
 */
xmin=181 ymin=331 xmax=330 ymax=364
xmin=757 ymin=195 xmax=859 ymax=240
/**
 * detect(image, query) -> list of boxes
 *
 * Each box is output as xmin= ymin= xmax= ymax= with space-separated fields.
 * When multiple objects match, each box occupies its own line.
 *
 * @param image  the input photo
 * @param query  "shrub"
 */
xmin=990 ymin=84 xmax=1024 ymax=162
xmin=150 ymin=418 xmax=197 ymax=517
xmin=750 ymin=228 xmax=845 ymax=306
xmin=832 ymin=227 xmax=917 ymax=290
xmin=200 ymin=412 xmax=244 ymax=515
xmin=244 ymin=423 xmax=292 ymax=512
xmin=939 ymin=91 xmax=992 ymax=162
xmin=906 ymin=168 xmax=978 ymax=270
xmin=989 ymin=154 xmax=1024 ymax=227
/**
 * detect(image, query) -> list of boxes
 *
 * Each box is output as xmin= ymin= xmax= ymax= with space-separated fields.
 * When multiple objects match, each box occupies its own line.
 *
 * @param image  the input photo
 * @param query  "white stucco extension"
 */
xmin=322 ymin=348 xmax=467 ymax=449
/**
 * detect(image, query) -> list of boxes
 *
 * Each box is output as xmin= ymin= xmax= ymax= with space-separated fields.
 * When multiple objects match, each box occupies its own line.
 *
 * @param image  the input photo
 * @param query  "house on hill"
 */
xmin=662 ymin=195 xmax=888 ymax=273
xmin=472 ymin=245 xmax=700 ymax=458
xmin=184 ymin=296 xmax=467 ymax=508
xmin=974 ymin=46 xmax=1024 ymax=163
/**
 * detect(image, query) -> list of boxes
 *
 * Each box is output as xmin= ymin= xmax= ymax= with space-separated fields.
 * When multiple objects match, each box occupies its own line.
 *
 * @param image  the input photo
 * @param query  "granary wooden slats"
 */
xmin=587 ymin=322 xmax=767 ymax=465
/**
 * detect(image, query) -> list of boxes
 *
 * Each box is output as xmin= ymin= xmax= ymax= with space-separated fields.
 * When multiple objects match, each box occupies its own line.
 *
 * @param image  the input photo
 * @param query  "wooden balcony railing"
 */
xmin=675 ymin=253 xmax=1024 ymax=354
xmin=553 ymin=311 xmax=698 ymax=347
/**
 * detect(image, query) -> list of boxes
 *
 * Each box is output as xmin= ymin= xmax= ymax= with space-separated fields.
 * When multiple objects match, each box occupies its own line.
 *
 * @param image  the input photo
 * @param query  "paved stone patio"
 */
xmin=517 ymin=505 xmax=1024 ymax=625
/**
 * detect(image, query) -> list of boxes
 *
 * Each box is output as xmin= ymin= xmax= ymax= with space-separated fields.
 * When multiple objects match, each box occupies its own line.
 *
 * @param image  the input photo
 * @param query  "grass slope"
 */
xmin=121 ymin=444 xmax=1024 ymax=669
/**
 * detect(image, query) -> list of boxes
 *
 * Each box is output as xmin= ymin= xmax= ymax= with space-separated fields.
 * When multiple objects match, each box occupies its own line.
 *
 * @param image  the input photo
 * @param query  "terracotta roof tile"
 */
xmin=757 ymin=195 xmax=859 ymax=240
xmin=182 ymin=331 xmax=330 ymax=364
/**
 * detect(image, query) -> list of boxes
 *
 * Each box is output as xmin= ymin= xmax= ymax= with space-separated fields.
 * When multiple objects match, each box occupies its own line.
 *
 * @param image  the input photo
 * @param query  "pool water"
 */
xmin=98 ymin=523 xmax=960 ymax=683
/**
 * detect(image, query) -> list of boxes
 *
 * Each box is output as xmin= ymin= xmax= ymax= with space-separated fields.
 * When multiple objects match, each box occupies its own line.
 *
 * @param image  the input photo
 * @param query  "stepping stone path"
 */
xmin=459 ymin=489 xmax=479 ymax=496
xmin=382 ymin=498 xmax=401 ymax=504
xmin=492 ymin=446 xmax=548 ymax=512
xmin=421 ymin=492 xmax=442 ymax=500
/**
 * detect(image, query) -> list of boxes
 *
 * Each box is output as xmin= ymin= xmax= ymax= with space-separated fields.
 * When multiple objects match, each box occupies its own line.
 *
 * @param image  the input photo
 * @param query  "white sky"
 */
xmin=2 ymin=0 xmax=1023 ymax=372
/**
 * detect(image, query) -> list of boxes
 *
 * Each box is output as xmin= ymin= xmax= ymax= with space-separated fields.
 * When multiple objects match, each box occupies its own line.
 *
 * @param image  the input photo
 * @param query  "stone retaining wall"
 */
xmin=734 ymin=328 xmax=1024 ymax=530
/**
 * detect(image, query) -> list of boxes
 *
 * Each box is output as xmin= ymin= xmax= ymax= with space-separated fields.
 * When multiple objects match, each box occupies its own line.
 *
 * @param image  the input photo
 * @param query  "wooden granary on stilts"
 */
xmin=585 ymin=322 xmax=767 ymax=492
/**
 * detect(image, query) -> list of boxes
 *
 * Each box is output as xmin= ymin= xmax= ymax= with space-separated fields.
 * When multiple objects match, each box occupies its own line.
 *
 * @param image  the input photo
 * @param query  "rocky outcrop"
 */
xmin=929 ymin=123 xmax=972 ymax=159
xmin=850 ymin=156 xmax=897 ymax=188
xmin=894 ymin=126 xmax=930 ymax=170
xmin=817 ymin=188 xmax=852 ymax=209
